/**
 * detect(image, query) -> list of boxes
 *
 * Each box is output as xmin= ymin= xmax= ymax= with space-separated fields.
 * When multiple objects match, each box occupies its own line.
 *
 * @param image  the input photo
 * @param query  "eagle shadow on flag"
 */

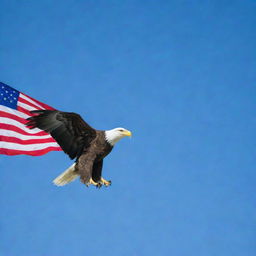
xmin=0 ymin=82 xmax=62 ymax=156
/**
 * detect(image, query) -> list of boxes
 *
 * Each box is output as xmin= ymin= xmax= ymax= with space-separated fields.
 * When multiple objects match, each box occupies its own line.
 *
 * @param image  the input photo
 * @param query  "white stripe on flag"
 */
xmin=17 ymin=101 xmax=39 ymax=111
xmin=0 ymin=129 xmax=52 ymax=140
xmin=0 ymin=141 xmax=59 ymax=151
xmin=0 ymin=105 xmax=30 ymax=119
xmin=19 ymin=93 xmax=45 ymax=109
xmin=0 ymin=117 xmax=44 ymax=134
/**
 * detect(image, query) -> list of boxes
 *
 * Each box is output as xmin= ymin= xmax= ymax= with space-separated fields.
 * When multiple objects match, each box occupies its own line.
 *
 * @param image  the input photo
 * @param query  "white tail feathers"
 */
xmin=53 ymin=163 xmax=79 ymax=186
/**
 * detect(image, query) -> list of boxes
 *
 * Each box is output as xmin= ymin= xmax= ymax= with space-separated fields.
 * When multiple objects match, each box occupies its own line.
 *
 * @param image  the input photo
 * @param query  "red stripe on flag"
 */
xmin=17 ymin=106 xmax=34 ymax=116
xmin=0 ymin=135 xmax=56 ymax=145
xmin=0 ymin=147 xmax=62 ymax=156
xmin=21 ymin=93 xmax=55 ymax=110
xmin=0 ymin=111 xmax=27 ymax=124
xmin=18 ymin=97 xmax=41 ymax=110
xmin=0 ymin=123 xmax=49 ymax=136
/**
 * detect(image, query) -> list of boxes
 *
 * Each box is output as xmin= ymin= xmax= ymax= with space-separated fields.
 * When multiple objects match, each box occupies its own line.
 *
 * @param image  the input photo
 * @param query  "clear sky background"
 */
xmin=0 ymin=1 xmax=255 ymax=255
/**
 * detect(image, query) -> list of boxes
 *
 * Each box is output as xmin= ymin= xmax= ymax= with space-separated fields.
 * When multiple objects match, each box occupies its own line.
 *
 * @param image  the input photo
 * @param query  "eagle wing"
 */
xmin=26 ymin=110 xmax=97 ymax=159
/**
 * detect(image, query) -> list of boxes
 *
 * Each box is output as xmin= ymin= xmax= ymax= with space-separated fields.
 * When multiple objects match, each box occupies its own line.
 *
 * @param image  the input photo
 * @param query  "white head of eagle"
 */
xmin=26 ymin=110 xmax=132 ymax=188
xmin=105 ymin=127 xmax=132 ymax=146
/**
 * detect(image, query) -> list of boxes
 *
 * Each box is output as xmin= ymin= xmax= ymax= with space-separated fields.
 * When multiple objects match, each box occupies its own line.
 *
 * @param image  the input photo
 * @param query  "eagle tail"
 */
xmin=53 ymin=163 xmax=78 ymax=186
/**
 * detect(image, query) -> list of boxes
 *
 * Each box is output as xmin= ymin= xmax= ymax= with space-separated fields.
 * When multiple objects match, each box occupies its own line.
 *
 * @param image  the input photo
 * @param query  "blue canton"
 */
xmin=0 ymin=82 xmax=20 ymax=110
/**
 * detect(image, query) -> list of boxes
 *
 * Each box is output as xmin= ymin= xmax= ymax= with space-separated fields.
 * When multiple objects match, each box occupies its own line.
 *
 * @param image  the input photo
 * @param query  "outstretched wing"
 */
xmin=26 ymin=110 xmax=96 ymax=159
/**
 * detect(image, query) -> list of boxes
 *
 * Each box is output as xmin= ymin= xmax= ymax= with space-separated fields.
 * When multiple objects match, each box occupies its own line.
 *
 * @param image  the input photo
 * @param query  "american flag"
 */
xmin=0 ymin=82 xmax=61 ymax=156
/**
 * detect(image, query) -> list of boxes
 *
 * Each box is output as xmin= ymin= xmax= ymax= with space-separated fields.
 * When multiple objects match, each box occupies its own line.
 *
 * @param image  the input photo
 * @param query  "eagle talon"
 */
xmin=101 ymin=177 xmax=111 ymax=187
xmin=96 ymin=183 xmax=102 ymax=189
xmin=85 ymin=178 xmax=100 ymax=187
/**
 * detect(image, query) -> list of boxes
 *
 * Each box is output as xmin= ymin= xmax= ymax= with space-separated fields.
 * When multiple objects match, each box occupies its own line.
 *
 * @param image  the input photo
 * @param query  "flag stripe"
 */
xmin=0 ymin=147 xmax=62 ymax=156
xmin=0 ymin=129 xmax=53 ymax=140
xmin=0 ymin=123 xmax=48 ymax=136
xmin=17 ymin=101 xmax=38 ymax=112
xmin=17 ymin=106 xmax=34 ymax=116
xmin=0 ymin=141 xmax=59 ymax=150
xmin=0 ymin=135 xmax=57 ymax=145
xmin=0 ymin=117 xmax=44 ymax=134
xmin=0 ymin=111 xmax=27 ymax=124
xmin=18 ymin=97 xmax=41 ymax=110
xmin=19 ymin=93 xmax=45 ymax=109
xmin=22 ymin=93 xmax=55 ymax=110
xmin=0 ymin=105 xmax=29 ymax=119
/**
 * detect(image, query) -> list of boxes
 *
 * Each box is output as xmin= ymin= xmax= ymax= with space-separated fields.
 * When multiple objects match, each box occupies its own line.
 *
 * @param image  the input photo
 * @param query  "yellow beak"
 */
xmin=124 ymin=130 xmax=132 ymax=137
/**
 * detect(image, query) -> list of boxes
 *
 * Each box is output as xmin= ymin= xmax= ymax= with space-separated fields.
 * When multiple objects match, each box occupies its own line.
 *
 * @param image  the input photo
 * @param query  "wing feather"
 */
xmin=26 ymin=110 xmax=96 ymax=159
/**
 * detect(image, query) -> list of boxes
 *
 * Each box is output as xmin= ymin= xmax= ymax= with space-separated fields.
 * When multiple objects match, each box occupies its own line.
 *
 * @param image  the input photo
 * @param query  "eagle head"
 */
xmin=105 ymin=128 xmax=132 ymax=145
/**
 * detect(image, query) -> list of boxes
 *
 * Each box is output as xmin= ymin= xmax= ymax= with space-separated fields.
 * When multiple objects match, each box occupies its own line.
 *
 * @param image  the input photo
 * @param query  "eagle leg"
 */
xmin=101 ymin=177 xmax=112 ymax=187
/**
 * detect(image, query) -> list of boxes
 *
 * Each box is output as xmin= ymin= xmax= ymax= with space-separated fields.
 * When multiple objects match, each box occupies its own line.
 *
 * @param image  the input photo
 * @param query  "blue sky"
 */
xmin=0 ymin=0 xmax=255 ymax=255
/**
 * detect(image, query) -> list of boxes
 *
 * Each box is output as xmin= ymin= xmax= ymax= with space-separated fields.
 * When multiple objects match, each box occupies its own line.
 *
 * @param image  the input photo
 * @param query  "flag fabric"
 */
xmin=0 ymin=82 xmax=62 ymax=156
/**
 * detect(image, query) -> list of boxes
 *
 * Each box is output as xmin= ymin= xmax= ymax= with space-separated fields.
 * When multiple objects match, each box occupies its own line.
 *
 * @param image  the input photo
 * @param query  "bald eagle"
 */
xmin=26 ymin=110 xmax=131 ymax=188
